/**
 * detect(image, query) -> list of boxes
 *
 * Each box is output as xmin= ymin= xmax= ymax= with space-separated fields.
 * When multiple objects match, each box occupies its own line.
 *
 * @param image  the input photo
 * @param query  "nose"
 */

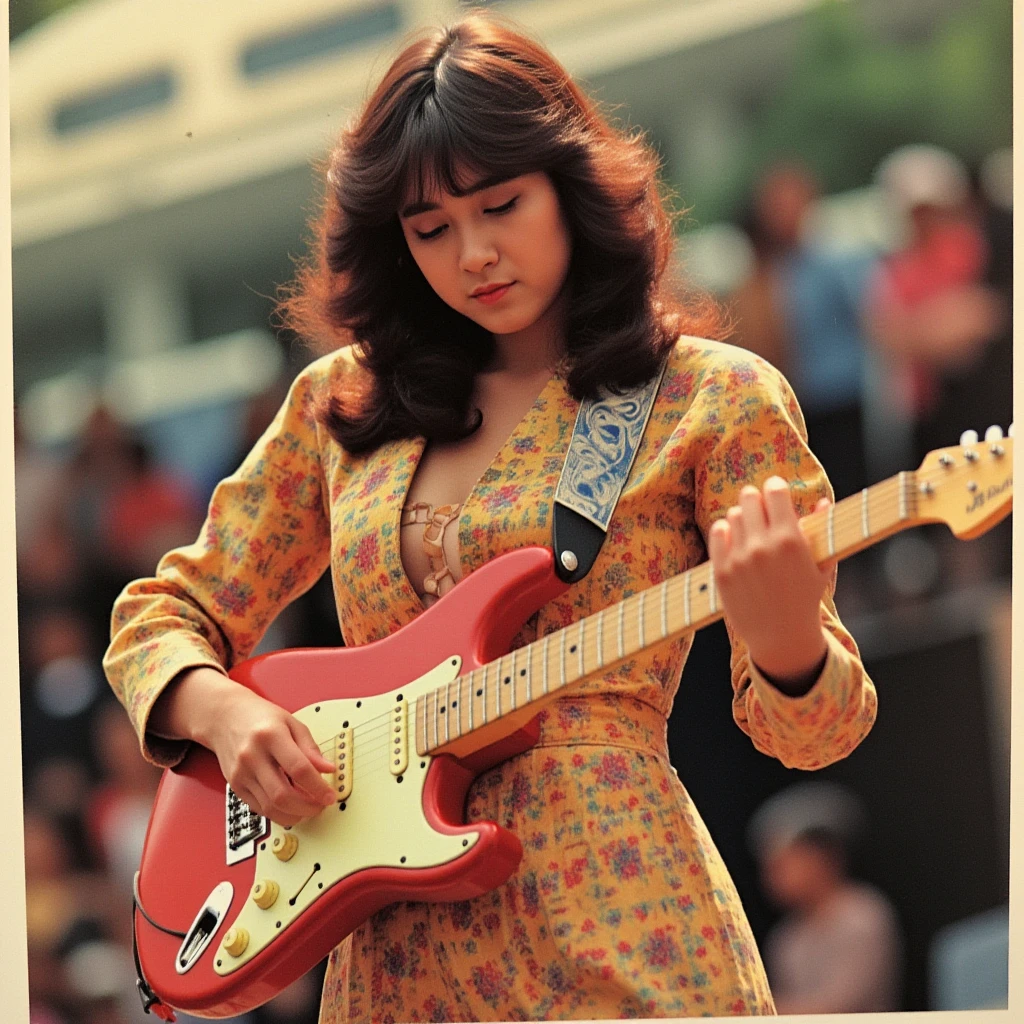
xmin=458 ymin=226 xmax=498 ymax=274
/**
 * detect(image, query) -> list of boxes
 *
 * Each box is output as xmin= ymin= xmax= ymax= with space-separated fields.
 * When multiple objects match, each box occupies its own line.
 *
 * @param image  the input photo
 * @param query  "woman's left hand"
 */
xmin=707 ymin=476 xmax=834 ymax=693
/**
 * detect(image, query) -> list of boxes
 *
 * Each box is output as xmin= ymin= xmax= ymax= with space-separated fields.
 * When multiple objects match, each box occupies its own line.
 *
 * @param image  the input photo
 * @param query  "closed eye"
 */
xmin=485 ymin=196 xmax=518 ymax=215
xmin=412 ymin=196 xmax=518 ymax=241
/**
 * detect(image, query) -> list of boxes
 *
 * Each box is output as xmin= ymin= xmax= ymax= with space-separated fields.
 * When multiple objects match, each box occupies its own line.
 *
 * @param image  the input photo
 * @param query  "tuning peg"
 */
xmin=985 ymin=425 xmax=1004 ymax=442
xmin=1009 ymin=423 xmax=1015 ymax=438
xmin=959 ymin=429 xmax=979 ymax=446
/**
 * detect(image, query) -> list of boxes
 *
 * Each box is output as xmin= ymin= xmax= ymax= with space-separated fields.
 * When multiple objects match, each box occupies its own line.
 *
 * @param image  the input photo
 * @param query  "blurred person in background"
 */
xmin=865 ymin=144 xmax=1010 ymax=595
xmin=748 ymin=781 xmax=903 ymax=1014
xmin=865 ymin=144 xmax=1006 ymax=467
xmin=20 ymin=607 xmax=108 ymax=780
xmin=23 ymin=809 xmax=118 ymax=1023
xmin=85 ymin=702 xmax=162 ymax=896
xmin=730 ymin=162 xmax=875 ymax=506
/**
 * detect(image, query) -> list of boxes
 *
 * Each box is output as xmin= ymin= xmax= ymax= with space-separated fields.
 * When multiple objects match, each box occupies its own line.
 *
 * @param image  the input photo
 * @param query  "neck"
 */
xmin=488 ymin=291 xmax=566 ymax=376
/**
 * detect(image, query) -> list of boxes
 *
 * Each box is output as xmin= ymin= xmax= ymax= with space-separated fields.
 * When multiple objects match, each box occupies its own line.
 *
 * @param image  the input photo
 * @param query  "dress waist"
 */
xmin=531 ymin=694 xmax=670 ymax=761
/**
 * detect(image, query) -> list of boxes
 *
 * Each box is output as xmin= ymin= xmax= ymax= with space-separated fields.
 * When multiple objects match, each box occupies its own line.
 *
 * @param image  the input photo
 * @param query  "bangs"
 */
xmin=390 ymin=77 xmax=546 ymax=212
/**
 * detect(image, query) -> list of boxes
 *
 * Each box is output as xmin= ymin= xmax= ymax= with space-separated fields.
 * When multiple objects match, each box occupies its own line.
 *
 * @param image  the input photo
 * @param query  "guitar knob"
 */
xmin=222 ymin=926 xmax=249 ymax=957
xmin=271 ymin=832 xmax=298 ymax=862
xmin=985 ymin=425 xmax=1004 ymax=442
xmin=959 ymin=429 xmax=979 ymax=446
xmin=251 ymin=879 xmax=280 ymax=909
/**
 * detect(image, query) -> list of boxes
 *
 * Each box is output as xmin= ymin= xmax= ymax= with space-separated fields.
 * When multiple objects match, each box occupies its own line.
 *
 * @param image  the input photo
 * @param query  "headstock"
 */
xmin=916 ymin=426 xmax=1013 ymax=539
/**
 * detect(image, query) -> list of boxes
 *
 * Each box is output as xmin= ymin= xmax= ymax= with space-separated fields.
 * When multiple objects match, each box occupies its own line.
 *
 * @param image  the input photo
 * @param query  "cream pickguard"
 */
xmin=213 ymin=655 xmax=479 ymax=975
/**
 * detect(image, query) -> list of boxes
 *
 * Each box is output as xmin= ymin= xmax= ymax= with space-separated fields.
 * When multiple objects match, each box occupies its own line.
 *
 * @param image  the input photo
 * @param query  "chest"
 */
xmin=397 ymin=377 xmax=554 ymax=593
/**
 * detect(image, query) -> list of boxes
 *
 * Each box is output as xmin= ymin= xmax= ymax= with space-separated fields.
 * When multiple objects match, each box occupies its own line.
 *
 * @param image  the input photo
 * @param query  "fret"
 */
xmin=683 ymin=572 xmax=691 ymax=628
xmin=467 ymin=670 xmax=473 ymax=733
xmin=660 ymin=583 xmax=668 ymax=638
xmin=542 ymin=634 xmax=550 ymax=695
xmin=452 ymin=678 xmax=460 ymax=737
xmin=638 ymin=590 xmax=646 ymax=648
xmin=617 ymin=600 xmax=625 ymax=660
xmin=509 ymin=649 xmax=517 ymax=709
xmin=861 ymin=488 xmax=869 ymax=539
xmin=525 ymin=643 xmax=532 ymax=704
xmin=708 ymin=567 xmax=717 ymax=615
xmin=577 ymin=619 xmax=586 ymax=678
xmin=443 ymin=681 xmax=450 ymax=743
xmin=559 ymin=628 xmax=567 ymax=689
xmin=595 ymin=611 xmax=605 ymax=670
xmin=431 ymin=690 xmax=438 ymax=751
xmin=827 ymin=505 xmax=835 ymax=557
xmin=420 ymin=695 xmax=427 ymax=754
xmin=496 ymin=655 xmax=503 ymax=718
xmin=479 ymin=663 xmax=488 ymax=725
xmin=898 ymin=472 xmax=908 ymax=520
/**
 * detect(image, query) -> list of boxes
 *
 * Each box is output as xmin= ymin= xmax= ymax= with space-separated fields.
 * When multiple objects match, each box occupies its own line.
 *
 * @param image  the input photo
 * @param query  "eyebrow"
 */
xmin=399 ymin=173 xmax=517 ymax=219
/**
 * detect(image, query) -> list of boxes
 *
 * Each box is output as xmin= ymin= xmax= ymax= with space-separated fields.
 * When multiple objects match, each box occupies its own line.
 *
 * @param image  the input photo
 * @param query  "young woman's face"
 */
xmin=398 ymin=170 xmax=571 ymax=338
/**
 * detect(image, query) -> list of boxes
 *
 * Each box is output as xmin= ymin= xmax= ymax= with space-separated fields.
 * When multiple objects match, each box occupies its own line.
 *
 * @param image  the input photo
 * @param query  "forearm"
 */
xmin=148 ymin=665 xmax=242 ymax=746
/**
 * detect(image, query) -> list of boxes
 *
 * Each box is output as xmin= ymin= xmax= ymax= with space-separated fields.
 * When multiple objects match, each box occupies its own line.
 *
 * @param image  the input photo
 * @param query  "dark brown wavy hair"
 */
xmin=276 ymin=12 xmax=726 ymax=454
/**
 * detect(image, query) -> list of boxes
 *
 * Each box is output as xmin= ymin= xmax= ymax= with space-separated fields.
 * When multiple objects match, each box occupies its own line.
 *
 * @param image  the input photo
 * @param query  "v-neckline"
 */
xmin=392 ymin=369 xmax=564 ymax=617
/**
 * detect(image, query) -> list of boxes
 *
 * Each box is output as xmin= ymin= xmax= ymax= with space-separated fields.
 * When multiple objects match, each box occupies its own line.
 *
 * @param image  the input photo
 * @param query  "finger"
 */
xmin=707 ymin=517 xmax=731 ymax=567
xmin=738 ymin=484 xmax=769 ymax=537
xmin=255 ymin=761 xmax=325 ymax=823
xmin=761 ymin=476 xmax=798 ymax=529
xmin=726 ymin=505 xmax=747 ymax=551
xmin=282 ymin=721 xmax=337 ymax=805
xmin=291 ymin=720 xmax=337 ymax=775
xmin=236 ymin=780 xmax=273 ymax=822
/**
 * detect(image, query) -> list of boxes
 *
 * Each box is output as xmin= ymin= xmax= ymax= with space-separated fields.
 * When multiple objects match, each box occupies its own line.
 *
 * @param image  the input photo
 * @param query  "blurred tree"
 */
xmin=694 ymin=0 xmax=1012 ymax=222
xmin=9 ymin=0 xmax=87 ymax=41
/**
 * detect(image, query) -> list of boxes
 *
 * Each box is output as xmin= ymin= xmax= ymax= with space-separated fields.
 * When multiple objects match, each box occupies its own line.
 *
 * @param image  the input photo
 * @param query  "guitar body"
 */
xmin=135 ymin=547 xmax=568 ymax=1017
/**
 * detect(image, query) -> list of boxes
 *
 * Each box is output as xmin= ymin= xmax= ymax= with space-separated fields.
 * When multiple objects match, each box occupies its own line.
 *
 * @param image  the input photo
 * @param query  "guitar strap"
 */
xmin=552 ymin=357 xmax=668 ymax=583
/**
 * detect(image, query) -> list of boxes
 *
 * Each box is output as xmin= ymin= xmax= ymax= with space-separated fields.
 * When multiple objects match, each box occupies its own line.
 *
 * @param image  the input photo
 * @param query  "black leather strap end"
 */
xmin=552 ymin=502 xmax=607 ymax=584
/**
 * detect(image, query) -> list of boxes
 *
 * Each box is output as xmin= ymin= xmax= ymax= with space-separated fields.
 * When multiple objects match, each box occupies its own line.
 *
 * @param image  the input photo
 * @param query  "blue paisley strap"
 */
xmin=552 ymin=358 xmax=668 ymax=582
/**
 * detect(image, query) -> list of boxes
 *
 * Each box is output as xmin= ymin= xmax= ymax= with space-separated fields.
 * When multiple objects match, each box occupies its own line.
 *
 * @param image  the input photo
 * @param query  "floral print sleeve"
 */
xmin=102 ymin=355 xmax=338 ymax=767
xmin=684 ymin=347 xmax=877 ymax=770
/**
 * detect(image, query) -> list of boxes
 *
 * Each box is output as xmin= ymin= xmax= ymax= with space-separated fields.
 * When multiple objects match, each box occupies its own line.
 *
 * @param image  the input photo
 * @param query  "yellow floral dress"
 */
xmin=104 ymin=336 xmax=877 ymax=1021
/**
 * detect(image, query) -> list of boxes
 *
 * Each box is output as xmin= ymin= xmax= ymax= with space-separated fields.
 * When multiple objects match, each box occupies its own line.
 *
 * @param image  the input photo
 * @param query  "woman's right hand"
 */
xmin=152 ymin=667 xmax=337 ymax=827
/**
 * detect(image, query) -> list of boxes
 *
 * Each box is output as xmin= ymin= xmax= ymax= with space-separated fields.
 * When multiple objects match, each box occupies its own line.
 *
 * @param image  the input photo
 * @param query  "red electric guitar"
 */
xmin=133 ymin=432 xmax=1012 ymax=1018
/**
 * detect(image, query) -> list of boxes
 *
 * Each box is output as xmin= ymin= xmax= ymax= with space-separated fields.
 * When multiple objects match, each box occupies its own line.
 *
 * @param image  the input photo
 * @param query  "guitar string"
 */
xmin=308 ymin=456 xmax=1009 ymax=762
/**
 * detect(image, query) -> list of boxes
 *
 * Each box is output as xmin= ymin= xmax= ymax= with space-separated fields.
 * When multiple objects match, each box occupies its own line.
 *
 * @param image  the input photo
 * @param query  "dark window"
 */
xmin=52 ymin=69 xmax=176 ymax=135
xmin=240 ymin=4 xmax=401 ymax=79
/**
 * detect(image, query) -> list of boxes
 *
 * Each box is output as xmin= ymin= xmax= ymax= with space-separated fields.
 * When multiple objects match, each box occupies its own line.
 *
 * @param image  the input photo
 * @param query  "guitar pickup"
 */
xmin=335 ymin=726 xmax=353 ymax=801
xmin=390 ymin=699 xmax=408 ymax=777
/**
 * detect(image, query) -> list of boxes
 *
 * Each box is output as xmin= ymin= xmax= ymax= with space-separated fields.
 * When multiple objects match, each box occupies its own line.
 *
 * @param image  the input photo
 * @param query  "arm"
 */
xmin=686 ymin=347 xmax=877 ymax=769
xmin=102 ymin=356 xmax=343 ymax=822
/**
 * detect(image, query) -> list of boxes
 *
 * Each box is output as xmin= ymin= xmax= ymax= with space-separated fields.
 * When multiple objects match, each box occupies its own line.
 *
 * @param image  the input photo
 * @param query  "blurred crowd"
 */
xmin=15 ymin=142 xmax=1011 ymax=1023
xmin=729 ymin=143 xmax=1012 ymax=613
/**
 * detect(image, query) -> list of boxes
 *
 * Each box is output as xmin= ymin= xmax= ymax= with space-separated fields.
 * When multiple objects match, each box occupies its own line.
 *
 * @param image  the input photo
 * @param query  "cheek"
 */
xmin=408 ymin=246 xmax=456 ymax=298
xmin=525 ymin=208 xmax=571 ymax=288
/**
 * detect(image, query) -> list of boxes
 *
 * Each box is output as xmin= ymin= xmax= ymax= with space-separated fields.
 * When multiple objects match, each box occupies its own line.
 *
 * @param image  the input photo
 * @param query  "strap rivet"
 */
xmin=560 ymin=550 xmax=579 ymax=572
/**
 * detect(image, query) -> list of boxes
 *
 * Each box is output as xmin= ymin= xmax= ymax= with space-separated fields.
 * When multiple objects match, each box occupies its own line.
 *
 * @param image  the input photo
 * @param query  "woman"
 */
xmin=104 ymin=13 xmax=877 ymax=1021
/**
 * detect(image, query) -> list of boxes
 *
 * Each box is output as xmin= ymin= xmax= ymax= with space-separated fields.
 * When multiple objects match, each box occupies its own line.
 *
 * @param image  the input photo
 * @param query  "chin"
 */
xmin=468 ymin=310 xmax=538 ymax=335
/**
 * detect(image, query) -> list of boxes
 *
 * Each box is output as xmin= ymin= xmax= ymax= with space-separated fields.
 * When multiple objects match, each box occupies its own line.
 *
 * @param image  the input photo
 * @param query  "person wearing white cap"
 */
xmin=748 ymin=781 xmax=903 ymax=1014
xmin=864 ymin=143 xmax=1005 ymax=470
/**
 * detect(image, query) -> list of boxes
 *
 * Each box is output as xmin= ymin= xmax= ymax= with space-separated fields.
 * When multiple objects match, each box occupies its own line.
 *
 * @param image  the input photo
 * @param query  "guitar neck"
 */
xmin=415 ymin=472 xmax=921 ymax=755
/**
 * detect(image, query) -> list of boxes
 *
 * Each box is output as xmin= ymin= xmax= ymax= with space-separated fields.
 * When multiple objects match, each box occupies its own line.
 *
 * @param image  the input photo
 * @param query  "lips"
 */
xmin=471 ymin=282 xmax=514 ymax=304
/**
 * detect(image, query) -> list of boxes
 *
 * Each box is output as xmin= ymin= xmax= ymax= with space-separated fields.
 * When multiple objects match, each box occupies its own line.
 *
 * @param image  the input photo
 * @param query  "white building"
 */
xmin=10 ymin=0 xmax=962 ymax=475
